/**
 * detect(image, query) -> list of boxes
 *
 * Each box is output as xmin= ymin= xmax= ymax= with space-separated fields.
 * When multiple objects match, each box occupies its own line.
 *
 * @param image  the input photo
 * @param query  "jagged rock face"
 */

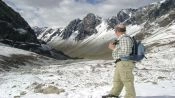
xmin=75 ymin=13 xmax=101 ymax=40
xmin=107 ymin=9 xmax=137 ymax=29
xmin=106 ymin=0 xmax=175 ymax=41
xmin=35 ymin=13 xmax=102 ymax=41
xmin=33 ymin=27 xmax=62 ymax=43
xmin=33 ymin=26 xmax=48 ymax=37
xmin=0 ymin=0 xmax=38 ymax=43
xmin=47 ymin=29 xmax=61 ymax=42
xmin=157 ymin=10 xmax=175 ymax=27
xmin=126 ymin=0 xmax=175 ymax=25
xmin=148 ymin=0 xmax=175 ymax=19
xmin=124 ymin=0 xmax=175 ymax=40
xmin=61 ymin=13 xmax=102 ymax=40
xmin=61 ymin=19 xmax=81 ymax=39
xmin=106 ymin=16 xmax=119 ymax=30
xmin=106 ymin=0 xmax=175 ymax=28
xmin=83 ymin=13 xmax=101 ymax=33
xmin=117 ymin=9 xmax=137 ymax=23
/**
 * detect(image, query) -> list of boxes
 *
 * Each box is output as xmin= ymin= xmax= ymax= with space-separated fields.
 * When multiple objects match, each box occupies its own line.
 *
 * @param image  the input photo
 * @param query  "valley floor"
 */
xmin=0 ymin=55 xmax=175 ymax=98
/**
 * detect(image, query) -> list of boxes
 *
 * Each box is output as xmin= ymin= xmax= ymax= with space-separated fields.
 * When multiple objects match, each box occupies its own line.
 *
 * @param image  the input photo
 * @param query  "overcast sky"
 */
xmin=3 ymin=0 xmax=162 ymax=28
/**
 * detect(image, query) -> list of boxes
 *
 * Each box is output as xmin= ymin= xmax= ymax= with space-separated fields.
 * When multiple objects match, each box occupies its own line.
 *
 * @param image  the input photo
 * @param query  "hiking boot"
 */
xmin=102 ymin=94 xmax=119 ymax=98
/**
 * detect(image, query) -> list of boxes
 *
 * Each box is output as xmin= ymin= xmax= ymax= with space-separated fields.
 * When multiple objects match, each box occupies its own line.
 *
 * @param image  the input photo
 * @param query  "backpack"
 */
xmin=120 ymin=36 xmax=146 ymax=62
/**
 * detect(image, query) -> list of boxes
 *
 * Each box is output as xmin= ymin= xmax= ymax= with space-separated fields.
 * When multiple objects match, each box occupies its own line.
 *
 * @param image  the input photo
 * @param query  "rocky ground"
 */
xmin=0 ymin=49 xmax=175 ymax=98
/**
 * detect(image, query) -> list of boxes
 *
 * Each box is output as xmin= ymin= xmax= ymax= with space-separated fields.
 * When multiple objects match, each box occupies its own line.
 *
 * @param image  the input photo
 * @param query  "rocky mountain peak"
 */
xmin=117 ymin=8 xmax=137 ymax=22
xmin=83 ymin=13 xmax=101 ymax=31
xmin=60 ymin=18 xmax=81 ymax=39
xmin=0 ymin=0 xmax=38 ymax=43
xmin=58 ymin=13 xmax=102 ymax=40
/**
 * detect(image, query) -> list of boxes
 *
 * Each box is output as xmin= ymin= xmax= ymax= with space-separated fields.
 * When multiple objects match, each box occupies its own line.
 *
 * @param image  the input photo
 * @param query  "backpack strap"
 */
xmin=124 ymin=35 xmax=137 ymax=55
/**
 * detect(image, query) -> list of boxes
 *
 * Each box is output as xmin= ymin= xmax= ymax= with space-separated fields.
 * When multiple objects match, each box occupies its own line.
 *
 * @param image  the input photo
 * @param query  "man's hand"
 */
xmin=108 ymin=42 xmax=116 ymax=51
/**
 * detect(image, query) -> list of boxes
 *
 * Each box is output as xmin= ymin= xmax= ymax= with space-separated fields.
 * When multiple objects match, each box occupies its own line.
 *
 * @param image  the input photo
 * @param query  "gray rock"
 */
xmin=33 ymin=83 xmax=65 ymax=94
xmin=14 ymin=96 xmax=20 ymax=98
xmin=20 ymin=91 xmax=27 ymax=96
xmin=42 ymin=85 xmax=65 ymax=94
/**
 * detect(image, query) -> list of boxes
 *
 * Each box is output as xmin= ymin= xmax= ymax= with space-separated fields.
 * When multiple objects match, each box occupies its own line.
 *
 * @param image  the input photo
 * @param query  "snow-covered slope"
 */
xmin=0 ymin=47 xmax=175 ymax=98
xmin=49 ymin=21 xmax=115 ymax=59
xmin=0 ymin=43 xmax=59 ymax=71
xmin=34 ymin=0 xmax=175 ymax=59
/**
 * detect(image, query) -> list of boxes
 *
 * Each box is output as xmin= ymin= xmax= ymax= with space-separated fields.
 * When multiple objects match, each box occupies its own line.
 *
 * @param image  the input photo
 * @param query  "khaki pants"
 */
xmin=110 ymin=60 xmax=136 ymax=98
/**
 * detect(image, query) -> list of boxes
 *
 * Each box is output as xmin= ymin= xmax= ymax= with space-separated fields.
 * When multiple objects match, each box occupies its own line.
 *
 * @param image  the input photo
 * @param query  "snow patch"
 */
xmin=0 ymin=45 xmax=32 ymax=57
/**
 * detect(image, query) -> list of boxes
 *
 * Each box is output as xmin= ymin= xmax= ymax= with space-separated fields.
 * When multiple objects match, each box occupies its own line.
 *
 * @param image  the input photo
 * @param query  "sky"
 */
xmin=3 ymin=0 xmax=162 ymax=28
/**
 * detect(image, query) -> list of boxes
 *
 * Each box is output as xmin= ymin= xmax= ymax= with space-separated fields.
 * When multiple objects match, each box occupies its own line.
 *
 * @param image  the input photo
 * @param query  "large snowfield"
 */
xmin=0 ymin=45 xmax=175 ymax=98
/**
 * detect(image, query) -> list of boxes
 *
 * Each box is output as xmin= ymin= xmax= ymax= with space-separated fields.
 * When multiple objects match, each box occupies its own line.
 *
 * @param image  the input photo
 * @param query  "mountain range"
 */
xmin=1 ymin=0 xmax=175 ymax=60
xmin=34 ymin=0 xmax=175 ymax=59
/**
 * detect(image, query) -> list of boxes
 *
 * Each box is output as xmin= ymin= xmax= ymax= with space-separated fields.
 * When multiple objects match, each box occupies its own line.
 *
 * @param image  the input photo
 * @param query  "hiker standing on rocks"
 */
xmin=103 ymin=24 xmax=136 ymax=98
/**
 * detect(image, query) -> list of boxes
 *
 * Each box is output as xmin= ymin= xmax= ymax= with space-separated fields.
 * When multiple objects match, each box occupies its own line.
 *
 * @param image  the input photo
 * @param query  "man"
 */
xmin=103 ymin=24 xmax=136 ymax=98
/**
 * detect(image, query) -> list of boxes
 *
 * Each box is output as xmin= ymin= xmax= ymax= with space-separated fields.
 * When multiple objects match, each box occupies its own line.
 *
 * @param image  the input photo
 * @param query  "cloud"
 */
xmin=3 ymin=0 xmax=162 ymax=27
xmin=75 ymin=0 xmax=105 ymax=4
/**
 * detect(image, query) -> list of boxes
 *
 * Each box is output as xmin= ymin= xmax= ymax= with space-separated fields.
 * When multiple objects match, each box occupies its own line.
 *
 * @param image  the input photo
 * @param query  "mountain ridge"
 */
xmin=34 ymin=0 xmax=175 ymax=59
